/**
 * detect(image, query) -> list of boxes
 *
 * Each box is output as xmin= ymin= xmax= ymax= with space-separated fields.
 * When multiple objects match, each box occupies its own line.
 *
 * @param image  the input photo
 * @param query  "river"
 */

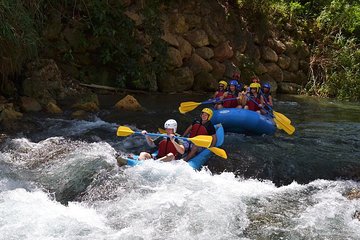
xmin=0 ymin=93 xmax=359 ymax=239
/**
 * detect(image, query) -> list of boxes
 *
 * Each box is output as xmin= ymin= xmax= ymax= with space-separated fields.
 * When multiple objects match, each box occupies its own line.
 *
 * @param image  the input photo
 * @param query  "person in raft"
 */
xmin=218 ymin=80 xmax=243 ymax=109
xmin=212 ymin=80 xmax=228 ymax=109
xmin=138 ymin=119 xmax=185 ymax=162
xmin=260 ymin=82 xmax=273 ymax=111
xmin=182 ymin=108 xmax=217 ymax=161
xmin=244 ymin=83 xmax=263 ymax=114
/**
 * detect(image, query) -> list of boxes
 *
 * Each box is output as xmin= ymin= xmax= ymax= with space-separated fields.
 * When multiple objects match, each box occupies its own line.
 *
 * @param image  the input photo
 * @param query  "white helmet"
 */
xmin=164 ymin=119 xmax=177 ymax=133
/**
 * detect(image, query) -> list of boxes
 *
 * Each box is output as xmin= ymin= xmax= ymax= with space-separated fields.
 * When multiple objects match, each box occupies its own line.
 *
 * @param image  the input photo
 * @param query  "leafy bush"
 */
xmin=0 ymin=0 xmax=39 ymax=76
xmin=307 ymin=35 xmax=360 ymax=101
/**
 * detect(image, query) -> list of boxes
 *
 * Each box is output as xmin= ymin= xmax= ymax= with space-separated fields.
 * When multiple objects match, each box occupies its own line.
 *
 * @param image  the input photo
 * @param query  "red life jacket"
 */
xmin=157 ymin=138 xmax=179 ymax=159
xmin=246 ymin=95 xmax=261 ymax=111
xmin=189 ymin=122 xmax=209 ymax=138
xmin=215 ymin=91 xmax=225 ymax=99
xmin=223 ymin=91 xmax=239 ymax=108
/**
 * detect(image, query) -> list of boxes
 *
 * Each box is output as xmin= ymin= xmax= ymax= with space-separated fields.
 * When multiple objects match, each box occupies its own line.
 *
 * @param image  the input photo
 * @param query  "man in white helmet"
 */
xmin=138 ymin=119 xmax=185 ymax=162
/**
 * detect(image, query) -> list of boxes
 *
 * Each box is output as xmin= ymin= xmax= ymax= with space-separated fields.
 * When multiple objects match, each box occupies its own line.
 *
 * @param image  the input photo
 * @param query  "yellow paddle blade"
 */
xmin=178 ymin=101 xmax=201 ymax=114
xmin=179 ymin=106 xmax=187 ymax=114
xmin=116 ymin=126 xmax=135 ymax=137
xmin=275 ymin=120 xmax=282 ymax=130
xmin=180 ymin=101 xmax=201 ymax=107
xmin=274 ymin=118 xmax=295 ymax=135
xmin=158 ymin=128 xmax=166 ymax=134
xmin=188 ymin=135 xmax=212 ymax=148
xmin=208 ymin=147 xmax=227 ymax=159
xmin=273 ymin=111 xmax=291 ymax=124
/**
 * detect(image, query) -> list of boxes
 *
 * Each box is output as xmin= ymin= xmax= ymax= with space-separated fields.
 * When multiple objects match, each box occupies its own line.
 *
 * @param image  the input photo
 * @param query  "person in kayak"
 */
xmin=138 ymin=119 xmax=185 ymax=162
xmin=182 ymin=108 xmax=216 ymax=161
xmin=212 ymin=80 xmax=228 ymax=109
xmin=218 ymin=80 xmax=243 ymax=108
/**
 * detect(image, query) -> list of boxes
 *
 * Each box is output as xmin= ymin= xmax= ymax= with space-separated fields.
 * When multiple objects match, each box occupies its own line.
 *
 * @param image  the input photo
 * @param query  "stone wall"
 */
xmin=18 ymin=0 xmax=309 ymax=99
xmin=156 ymin=1 xmax=309 ymax=94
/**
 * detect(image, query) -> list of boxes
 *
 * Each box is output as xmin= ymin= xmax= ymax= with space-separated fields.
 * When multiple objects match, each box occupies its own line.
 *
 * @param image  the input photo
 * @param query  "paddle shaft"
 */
xmin=159 ymin=128 xmax=227 ymax=159
xmin=258 ymin=90 xmax=292 ymax=124
xmin=246 ymin=94 xmax=273 ymax=117
xmin=246 ymin=95 xmax=295 ymax=134
xmin=259 ymin=90 xmax=274 ymax=112
xmin=181 ymin=97 xmax=239 ymax=107
xmin=134 ymin=132 xmax=186 ymax=141
xmin=135 ymin=132 xmax=212 ymax=145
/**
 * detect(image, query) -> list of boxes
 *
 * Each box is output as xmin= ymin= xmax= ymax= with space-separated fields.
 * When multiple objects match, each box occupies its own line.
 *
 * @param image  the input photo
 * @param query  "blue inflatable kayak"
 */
xmin=211 ymin=108 xmax=276 ymax=135
xmin=118 ymin=124 xmax=224 ymax=170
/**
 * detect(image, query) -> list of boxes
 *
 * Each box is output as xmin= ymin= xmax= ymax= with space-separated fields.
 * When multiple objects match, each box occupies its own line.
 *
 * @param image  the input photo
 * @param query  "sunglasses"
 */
xmin=219 ymin=85 xmax=225 ymax=87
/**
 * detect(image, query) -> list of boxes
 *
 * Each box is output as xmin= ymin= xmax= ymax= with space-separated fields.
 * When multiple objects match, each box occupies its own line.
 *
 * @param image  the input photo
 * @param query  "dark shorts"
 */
xmin=183 ymin=141 xmax=204 ymax=153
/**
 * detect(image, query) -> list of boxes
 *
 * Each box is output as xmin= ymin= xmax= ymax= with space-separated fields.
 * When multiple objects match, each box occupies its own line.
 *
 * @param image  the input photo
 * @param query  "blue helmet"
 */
xmin=262 ymin=83 xmax=271 ymax=89
xmin=229 ymin=80 xmax=238 ymax=86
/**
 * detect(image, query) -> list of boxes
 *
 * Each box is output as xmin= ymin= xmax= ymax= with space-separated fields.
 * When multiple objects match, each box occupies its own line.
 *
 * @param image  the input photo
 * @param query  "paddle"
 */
xmin=179 ymin=99 xmax=217 ymax=114
xmin=117 ymin=126 xmax=212 ymax=148
xmin=259 ymin=90 xmax=291 ymax=124
xmin=179 ymin=97 xmax=238 ymax=114
xmin=246 ymin=96 xmax=295 ymax=135
xmin=158 ymin=128 xmax=227 ymax=159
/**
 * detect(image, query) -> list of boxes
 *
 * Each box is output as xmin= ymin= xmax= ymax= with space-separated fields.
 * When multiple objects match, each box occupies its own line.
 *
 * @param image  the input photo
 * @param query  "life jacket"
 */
xmin=246 ymin=94 xmax=261 ymax=111
xmin=215 ymin=90 xmax=225 ymax=99
xmin=223 ymin=90 xmax=239 ymax=108
xmin=189 ymin=120 xmax=209 ymax=138
xmin=262 ymin=92 xmax=271 ymax=105
xmin=157 ymin=138 xmax=179 ymax=159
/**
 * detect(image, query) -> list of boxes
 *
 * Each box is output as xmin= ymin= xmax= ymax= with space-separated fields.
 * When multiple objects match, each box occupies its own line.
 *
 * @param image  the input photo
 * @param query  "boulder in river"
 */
xmin=345 ymin=188 xmax=360 ymax=200
xmin=114 ymin=95 xmax=143 ymax=111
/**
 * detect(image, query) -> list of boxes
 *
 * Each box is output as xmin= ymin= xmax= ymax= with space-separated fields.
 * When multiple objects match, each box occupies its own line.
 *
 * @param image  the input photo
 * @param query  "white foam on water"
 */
xmin=42 ymin=117 xmax=118 ymax=137
xmin=0 ymin=188 xmax=111 ymax=240
xmin=1 ymin=135 xmax=360 ymax=240
xmin=92 ymin=160 xmax=279 ymax=240
xmin=293 ymin=180 xmax=360 ymax=239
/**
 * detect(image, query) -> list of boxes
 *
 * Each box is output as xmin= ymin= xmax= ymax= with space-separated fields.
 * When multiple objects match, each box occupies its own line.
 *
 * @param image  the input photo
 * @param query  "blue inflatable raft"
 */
xmin=120 ymin=124 xmax=224 ymax=170
xmin=211 ymin=108 xmax=276 ymax=135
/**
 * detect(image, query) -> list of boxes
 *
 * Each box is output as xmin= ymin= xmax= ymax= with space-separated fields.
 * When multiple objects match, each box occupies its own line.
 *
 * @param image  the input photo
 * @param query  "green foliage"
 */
xmin=0 ymin=0 xmax=39 ymax=76
xmin=74 ymin=0 xmax=167 ymax=90
xmin=240 ymin=0 xmax=360 ymax=101
xmin=33 ymin=0 xmax=168 ymax=91
xmin=307 ymin=35 xmax=360 ymax=101
xmin=317 ymin=0 xmax=360 ymax=36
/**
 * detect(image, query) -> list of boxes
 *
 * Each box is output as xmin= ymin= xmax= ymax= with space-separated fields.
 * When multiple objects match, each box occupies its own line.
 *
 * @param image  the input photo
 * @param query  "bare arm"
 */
xmin=220 ymin=92 xmax=228 ymax=100
xmin=142 ymin=130 xmax=156 ymax=148
xmin=212 ymin=91 xmax=219 ymax=99
xmin=260 ymin=95 xmax=265 ymax=105
xmin=182 ymin=125 xmax=192 ymax=137
xmin=268 ymin=95 xmax=273 ymax=107
xmin=211 ymin=134 xmax=217 ymax=147
xmin=170 ymin=136 xmax=185 ymax=155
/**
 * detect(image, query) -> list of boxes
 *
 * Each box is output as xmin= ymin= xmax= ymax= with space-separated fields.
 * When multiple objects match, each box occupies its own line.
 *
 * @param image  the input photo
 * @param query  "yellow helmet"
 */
xmin=201 ymin=108 xmax=213 ymax=120
xmin=250 ymin=82 xmax=260 ymax=89
xmin=218 ymin=80 xmax=228 ymax=89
